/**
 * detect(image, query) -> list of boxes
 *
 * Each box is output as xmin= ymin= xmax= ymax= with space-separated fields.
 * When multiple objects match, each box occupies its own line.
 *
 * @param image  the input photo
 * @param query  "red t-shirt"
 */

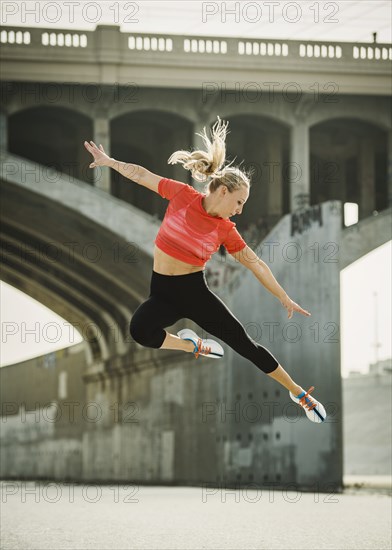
xmin=155 ymin=178 xmax=247 ymax=267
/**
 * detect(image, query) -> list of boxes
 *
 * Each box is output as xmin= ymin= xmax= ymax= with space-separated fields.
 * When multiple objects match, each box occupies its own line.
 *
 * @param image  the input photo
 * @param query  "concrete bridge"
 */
xmin=1 ymin=24 xmax=391 ymax=93
xmin=0 ymin=25 xmax=391 ymax=490
xmin=1 ymin=28 xmax=391 ymax=222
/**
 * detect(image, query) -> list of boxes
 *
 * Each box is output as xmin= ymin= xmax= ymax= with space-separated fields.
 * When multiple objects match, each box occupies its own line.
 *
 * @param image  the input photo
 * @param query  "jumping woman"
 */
xmin=84 ymin=117 xmax=326 ymax=423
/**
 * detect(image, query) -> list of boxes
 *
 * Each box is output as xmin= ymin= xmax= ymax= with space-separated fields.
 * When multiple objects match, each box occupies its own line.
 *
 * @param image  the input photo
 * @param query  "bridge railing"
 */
xmin=1 ymin=25 xmax=391 ymax=66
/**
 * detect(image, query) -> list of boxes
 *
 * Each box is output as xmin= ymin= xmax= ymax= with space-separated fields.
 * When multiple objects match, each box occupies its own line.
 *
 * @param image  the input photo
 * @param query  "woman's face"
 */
xmin=218 ymin=185 xmax=249 ymax=219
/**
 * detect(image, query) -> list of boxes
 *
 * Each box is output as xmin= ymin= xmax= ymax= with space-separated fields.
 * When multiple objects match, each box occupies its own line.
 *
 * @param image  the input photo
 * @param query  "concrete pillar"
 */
xmin=193 ymin=114 xmax=214 ymax=150
xmin=326 ymin=155 xmax=341 ymax=201
xmin=171 ymin=126 xmax=191 ymax=184
xmin=94 ymin=116 xmax=111 ymax=193
xmin=290 ymin=121 xmax=310 ymax=211
xmin=338 ymin=157 xmax=346 ymax=202
xmin=193 ymin=111 xmax=220 ymax=146
xmin=359 ymin=136 xmax=375 ymax=218
xmin=0 ymin=110 xmax=7 ymax=151
xmin=388 ymin=129 xmax=392 ymax=208
xmin=96 ymin=25 xmax=122 ymax=82
xmin=266 ymin=133 xmax=283 ymax=223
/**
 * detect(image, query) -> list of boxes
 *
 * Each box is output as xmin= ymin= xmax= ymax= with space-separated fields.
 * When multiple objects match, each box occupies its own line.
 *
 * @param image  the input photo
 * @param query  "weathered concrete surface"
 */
xmin=225 ymin=201 xmax=343 ymax=489
xmin=1 ymin=25 xmax=391 ymax=95
xmin=340 ymin=208 xmax=392 ymax=269
xmin=343 ymin=372 xmax=392 ymax=475
xmin=1 ymin=482 xmax=391 ymax=550
xmin=0 ymin=344 xmax=88 ymax=480
xmin=2 ymin=200 xmax=391 ymax=490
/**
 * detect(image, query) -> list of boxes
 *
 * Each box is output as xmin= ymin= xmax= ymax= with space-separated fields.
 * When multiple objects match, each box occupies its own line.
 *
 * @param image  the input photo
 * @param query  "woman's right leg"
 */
xmin=129 ymin=294 xmax=194 ymax=352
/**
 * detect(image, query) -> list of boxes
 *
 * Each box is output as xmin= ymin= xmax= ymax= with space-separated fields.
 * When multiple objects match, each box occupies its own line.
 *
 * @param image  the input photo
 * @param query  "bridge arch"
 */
xmin=307 ymin=97 xmax=392 ymax=131
xmin=219 ymin=98 xmax=296 ymax=129
xmin=8 ymin=105 xmax=93 ymax=185
xmin=1 ymin=264 xmax=101 ymax=366
xmin=214 ymin=113 xmax=291 ymax=231
xmin=110 ymin=109 xmax=194 ymax=217
xmin=4 ymin=91 xmax=92 ymax=120
xmin=0 ymin=166 xmax=157 ymax=364
xmin=108 ymin=90 xmax=199 ymax=125
xmin=309 ymin=117 xmax=389 ymax=219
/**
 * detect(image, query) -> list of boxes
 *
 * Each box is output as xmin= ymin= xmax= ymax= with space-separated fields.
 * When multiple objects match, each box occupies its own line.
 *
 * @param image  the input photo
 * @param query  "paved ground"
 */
xmin=1 ymin=481 xmax=391 ymax=550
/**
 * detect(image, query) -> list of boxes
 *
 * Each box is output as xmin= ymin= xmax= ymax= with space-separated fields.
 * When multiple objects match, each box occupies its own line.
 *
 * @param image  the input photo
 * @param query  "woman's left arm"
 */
xmin=231 ymin=246 xmax=311 ymax=319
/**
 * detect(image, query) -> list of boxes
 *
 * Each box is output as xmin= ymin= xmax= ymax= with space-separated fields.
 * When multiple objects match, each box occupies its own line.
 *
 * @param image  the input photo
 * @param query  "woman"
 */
xmin=84 ymin=117 xmax=326 ymax=423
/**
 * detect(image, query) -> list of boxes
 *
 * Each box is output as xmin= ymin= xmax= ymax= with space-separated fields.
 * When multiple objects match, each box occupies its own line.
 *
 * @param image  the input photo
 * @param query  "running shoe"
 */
xmin=177 ymin=328 xmax=224 ymax=359
xmin=289 ymin=386 xmax=327 ymax=423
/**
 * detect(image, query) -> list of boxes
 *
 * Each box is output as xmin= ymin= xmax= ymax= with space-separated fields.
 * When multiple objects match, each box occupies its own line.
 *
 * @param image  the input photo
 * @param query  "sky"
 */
xmin=1 ymin=1 xmax=391 ymax=43
xmin=1 ymin=1 xmax=391 ymax=376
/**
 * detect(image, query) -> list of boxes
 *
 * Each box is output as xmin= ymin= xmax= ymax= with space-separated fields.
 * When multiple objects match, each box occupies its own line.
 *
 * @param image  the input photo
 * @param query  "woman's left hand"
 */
xmin=280 ymin=294 xmax=311 ymax=319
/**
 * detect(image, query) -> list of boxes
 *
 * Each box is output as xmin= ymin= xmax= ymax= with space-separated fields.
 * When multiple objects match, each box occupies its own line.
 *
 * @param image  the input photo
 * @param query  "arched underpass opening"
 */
xmin=222 ymin=114 xmax=290 ymax=235
xmin=310 ymin=118 xmax=389 ymax=221
xmin=0 ymin=281 xmax=84 ymax=367
xmin=8 ymin=105 xmax=94 ymax=185
xmin=110 ymin=110 xmax=193 ymax=219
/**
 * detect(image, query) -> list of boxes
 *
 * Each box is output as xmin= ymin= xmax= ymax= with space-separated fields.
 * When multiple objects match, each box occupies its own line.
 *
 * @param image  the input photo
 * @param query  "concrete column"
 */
xmin=326 ymin=155 xmax=341 ymax=201
xmin=171 ymin=126 xmax=191 ymax=184
xmin=0 ymin=110 xmax=7 ymax=151
xmin=290 ymin=121 xmax=310 ymax=211
xmin=338 ymin=157 xmax=346 ymax=202
xmin=193 ymin=114 xmax=214 ymax=150
xmin=266 ymin=133 xmax=283 ymax=222
xmin=94 ymin=116 xmax=111 ymax=193
xmin=388 ymin=129 xmax=392 ymax=208
xmin=96 ymin=25 xmax=122 ymax=82
xmin=359 ymin=136 xmax=375 ymax=218
xmin=193 ymin=113 xmax=220 ymax=149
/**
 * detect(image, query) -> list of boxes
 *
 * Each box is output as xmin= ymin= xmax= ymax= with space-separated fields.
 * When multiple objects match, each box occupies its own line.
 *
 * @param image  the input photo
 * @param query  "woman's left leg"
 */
xmin=172 ymin=272 xmax=326 ymax=422
xmin=266 ymin=365 xmax=302 ymax=394
xmin=183 ymin=282 xmax=303 ymax=392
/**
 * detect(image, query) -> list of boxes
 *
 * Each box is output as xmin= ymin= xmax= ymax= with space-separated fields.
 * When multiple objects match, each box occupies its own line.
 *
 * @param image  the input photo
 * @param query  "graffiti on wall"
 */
xmin=291 ymin=204 xmax=323 ymax=236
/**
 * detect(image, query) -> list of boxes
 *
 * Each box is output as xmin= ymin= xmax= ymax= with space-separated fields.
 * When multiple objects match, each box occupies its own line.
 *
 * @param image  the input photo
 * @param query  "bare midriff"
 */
xmin=153 ymin=245 xmax=205 ymax=275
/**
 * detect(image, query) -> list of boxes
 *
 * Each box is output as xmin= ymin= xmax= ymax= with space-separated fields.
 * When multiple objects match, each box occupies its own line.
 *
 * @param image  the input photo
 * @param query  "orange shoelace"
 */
xmin=194 ymin=338 xmax=211 ymax=359
xmin=299 ymin=386 xmax=317 ymax=411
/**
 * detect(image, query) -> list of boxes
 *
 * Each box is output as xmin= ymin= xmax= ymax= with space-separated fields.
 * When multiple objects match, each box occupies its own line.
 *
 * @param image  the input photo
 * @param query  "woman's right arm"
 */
xmin=84 ymin=140 xmax=161 ymax=194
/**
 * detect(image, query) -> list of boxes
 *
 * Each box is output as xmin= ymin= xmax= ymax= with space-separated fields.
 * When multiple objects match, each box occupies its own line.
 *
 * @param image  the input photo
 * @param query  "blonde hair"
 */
xmin=168 ymin=116 xmax=251 ymax=194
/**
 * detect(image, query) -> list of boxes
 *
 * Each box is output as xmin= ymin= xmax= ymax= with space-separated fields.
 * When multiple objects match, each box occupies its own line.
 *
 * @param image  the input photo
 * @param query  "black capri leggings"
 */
xmin=129 ymin=270 xmax=279 ymax=374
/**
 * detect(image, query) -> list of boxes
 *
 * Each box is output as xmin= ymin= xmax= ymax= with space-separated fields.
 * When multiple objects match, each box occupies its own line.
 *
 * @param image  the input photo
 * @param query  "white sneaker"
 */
xmin=177 ymin=328 xmax=224 ymax=359
xmin=289 ymin=386 xmax=327 ymax=423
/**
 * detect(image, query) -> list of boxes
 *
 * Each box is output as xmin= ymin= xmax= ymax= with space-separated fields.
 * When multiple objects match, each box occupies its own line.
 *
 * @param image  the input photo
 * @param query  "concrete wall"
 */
xmin=343 ymin=372 xmax=392 ymax=475
xmin=222 ymin=200 xmax=343 ymax=488
xmin=80 ymin=201 xmax=343 ymax=490
xmin=0 ymin=343 xmax=88 ymax=480
xmin=3 ymin=345 xmax=390 ymax=484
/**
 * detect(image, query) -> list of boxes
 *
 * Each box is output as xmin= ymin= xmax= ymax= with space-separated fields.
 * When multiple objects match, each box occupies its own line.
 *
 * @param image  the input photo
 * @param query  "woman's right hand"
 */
xmin=84 ymin=140 xmax=112 ymax=168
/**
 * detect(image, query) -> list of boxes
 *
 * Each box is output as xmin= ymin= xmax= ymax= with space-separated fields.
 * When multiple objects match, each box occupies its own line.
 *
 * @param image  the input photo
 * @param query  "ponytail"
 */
xmin=168 ymin=115 xmax=251 ymax=192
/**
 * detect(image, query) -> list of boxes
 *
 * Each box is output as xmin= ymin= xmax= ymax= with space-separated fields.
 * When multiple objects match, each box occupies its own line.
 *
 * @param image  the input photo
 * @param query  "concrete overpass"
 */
xmin=1 ymin=25 xmax=391 ymax=94
xmin=1 ymin=27 xmax=391 ymax=221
